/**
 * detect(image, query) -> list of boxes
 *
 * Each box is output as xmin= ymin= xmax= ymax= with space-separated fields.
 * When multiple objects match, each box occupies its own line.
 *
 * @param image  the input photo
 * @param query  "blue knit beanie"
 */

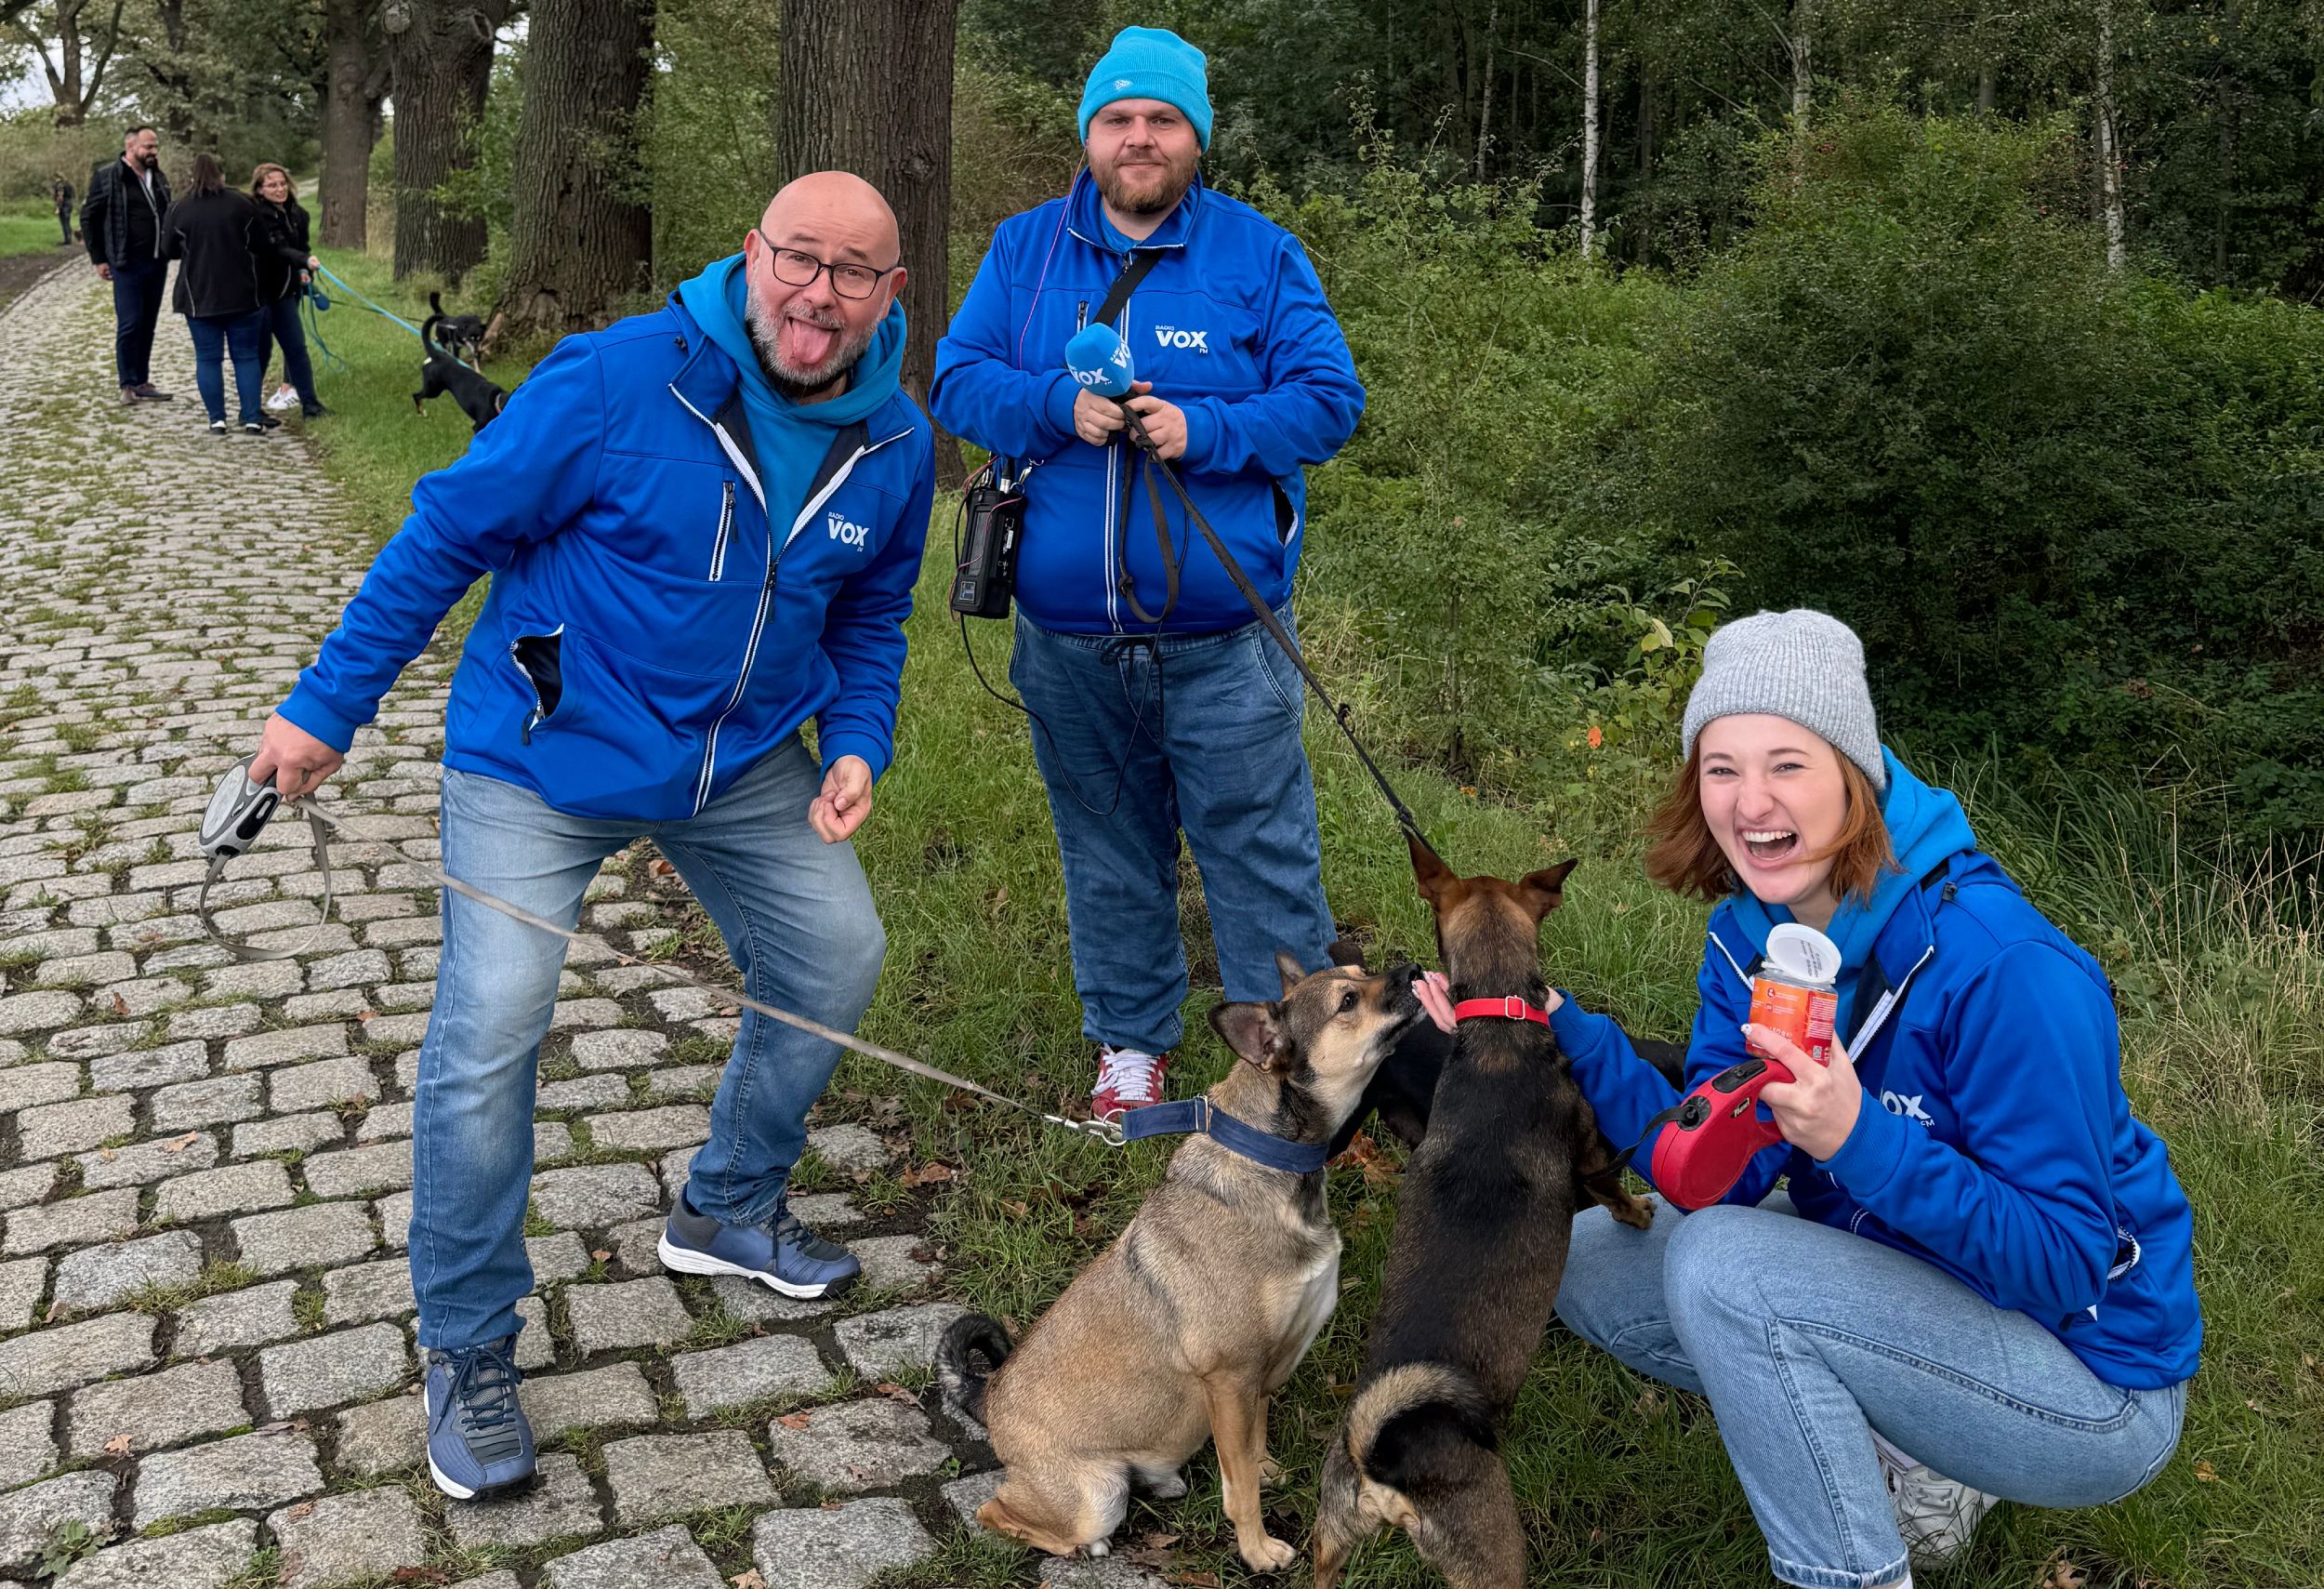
xmin=1078 ymin=26 xmax=1213 ymax=151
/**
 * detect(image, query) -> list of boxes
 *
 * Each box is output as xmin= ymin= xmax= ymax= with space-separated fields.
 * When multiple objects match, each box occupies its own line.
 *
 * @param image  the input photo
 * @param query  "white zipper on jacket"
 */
xmin=670 ymin=378 xmax=910 ymax=814
xmin=708 ymin=481 xmax=734 ymax=580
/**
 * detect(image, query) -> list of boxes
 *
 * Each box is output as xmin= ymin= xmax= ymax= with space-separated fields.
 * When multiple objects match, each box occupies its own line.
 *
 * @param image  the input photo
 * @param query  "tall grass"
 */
xmin=1 ymin=197 xmax=73 ymax=259
xmin=290 ymin=274 xmax=2322 ymax=1589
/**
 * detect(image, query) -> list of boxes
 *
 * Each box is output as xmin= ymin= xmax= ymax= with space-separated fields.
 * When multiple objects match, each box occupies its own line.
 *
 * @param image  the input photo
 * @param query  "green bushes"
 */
xmin=1605 ymin=100 xmax=2324 ymax=844
xmin=1276 ymin=100 xmax=2324 ymax=851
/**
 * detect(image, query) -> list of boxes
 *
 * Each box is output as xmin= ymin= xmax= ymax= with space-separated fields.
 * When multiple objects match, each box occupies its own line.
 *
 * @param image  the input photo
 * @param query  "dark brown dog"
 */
xmin=1312 ymin=838 xmax=1654 ymax=1589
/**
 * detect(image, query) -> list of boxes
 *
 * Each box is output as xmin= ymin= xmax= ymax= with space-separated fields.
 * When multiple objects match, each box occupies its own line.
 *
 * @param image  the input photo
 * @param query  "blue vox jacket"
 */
xmin=931 ymin=170 xmax=1364 ymax=635
xmin=1553 ymin=754 xmax=2202 ymax=1390
xmin=279 ymin=288 xmax=935 ymax=821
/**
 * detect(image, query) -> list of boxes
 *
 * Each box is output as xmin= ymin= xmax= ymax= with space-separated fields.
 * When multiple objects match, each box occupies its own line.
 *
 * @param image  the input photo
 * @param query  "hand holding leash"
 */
xmin=1749 ymin=1024 xmax=1861 ymax=1159
xmin=250 ymin=711 xmax=342 ymax=801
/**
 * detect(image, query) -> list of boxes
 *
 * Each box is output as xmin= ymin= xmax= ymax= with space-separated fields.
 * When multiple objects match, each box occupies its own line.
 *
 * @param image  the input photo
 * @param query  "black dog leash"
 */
xmin=1113 ymin=407 xmax=1442 ymax=862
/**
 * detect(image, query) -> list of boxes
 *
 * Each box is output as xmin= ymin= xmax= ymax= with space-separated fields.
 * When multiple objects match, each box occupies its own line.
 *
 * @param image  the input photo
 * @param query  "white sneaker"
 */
xmin=264 ymin=383 xmax=299 ymax=412
xmin=1874 ymin=1431 xmax=2000 ymax=1564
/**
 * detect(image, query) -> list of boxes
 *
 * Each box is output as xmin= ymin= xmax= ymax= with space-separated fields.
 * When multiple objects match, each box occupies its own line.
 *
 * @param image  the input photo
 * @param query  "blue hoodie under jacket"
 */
xmin=931 ymin=170 xmax=1365 ymax=635
xmin=279 ymin=264 xmax=934 ymax=822
xmin=1553 ymin=753 xmax=2201 ymax=1390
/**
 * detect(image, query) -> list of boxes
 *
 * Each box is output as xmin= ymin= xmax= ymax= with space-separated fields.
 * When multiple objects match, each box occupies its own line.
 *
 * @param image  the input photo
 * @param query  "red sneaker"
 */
xmin=1091 ymin=1046 xmax=1170 ymax=1120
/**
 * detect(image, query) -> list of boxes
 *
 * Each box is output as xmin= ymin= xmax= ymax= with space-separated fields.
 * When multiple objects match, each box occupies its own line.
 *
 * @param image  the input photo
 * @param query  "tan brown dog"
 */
xmin=1312 ymin=840 xmax=1653 ymax=1589
xmin=938 ymin=956 xmax=1427 ymax=1570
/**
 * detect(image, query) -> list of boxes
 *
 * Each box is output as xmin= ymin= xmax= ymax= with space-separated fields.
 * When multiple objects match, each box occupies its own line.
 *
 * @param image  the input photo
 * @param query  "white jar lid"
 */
xmin=1765 ymin=921 xmax=1841 ymax=985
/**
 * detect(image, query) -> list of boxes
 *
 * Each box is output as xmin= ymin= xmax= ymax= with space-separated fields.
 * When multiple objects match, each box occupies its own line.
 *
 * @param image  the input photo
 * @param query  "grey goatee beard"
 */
xmin=745 ymin=296 xmax=875 ymax=401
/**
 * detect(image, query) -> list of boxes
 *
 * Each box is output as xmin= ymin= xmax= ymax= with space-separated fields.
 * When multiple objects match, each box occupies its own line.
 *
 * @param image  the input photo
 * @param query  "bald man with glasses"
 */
xmin=248 ymin=172 xmax=934 ymax=1500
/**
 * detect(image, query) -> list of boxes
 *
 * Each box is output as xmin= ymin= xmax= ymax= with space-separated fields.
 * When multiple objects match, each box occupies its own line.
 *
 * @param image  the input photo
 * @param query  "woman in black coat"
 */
xmin=251 ymin=164 xmax=327 ymax=418
xmin=160 ymin=152 xmax=269 ymax=434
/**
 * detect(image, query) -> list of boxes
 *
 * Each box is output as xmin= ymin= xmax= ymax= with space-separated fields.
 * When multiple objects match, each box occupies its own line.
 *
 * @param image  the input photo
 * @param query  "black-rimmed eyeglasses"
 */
xmin=751 ymin=227 xmax=899 ymax=301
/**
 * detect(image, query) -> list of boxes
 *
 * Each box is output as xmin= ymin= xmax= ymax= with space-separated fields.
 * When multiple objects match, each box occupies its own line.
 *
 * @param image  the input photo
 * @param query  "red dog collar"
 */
xmin=1452 ymin=996 xmax=1552 ymax=1027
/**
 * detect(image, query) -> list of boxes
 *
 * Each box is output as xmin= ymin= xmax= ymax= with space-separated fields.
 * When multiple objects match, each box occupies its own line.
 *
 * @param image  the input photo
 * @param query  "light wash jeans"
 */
xmin=411 ymin=739 xmax=884 ymax=1350
xmin=1555 ymin=1192 xmax=2187 ymax=1589
xmin=1010 ymin=605 xmax=1336 ymax=1054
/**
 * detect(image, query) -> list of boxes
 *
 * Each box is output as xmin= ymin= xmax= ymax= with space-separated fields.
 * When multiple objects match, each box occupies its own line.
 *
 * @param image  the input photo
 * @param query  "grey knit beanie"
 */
xmin=1680 ymin=609 xmax=1887 ymax=794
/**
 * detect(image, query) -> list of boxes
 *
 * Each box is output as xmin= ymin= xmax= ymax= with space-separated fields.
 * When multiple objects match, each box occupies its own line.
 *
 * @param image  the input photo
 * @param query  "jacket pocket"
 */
xmin=509 ymin=626 xmax=565 ymax=742
xmin=707 ymin=481 xmax=736 ymax=580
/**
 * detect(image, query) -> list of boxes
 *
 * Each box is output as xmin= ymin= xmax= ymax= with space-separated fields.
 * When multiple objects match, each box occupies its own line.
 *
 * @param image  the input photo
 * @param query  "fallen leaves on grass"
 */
xmin=898 ymin=1161 xmax=956 ymax=1187
xmin=2194 ymin=1460 xmax=2218 ymax=1482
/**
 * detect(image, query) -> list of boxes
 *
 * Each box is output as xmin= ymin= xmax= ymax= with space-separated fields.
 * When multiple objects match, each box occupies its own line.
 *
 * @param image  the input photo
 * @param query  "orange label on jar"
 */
xmin=1750 ymin=977 xmax=1838 ymax=1066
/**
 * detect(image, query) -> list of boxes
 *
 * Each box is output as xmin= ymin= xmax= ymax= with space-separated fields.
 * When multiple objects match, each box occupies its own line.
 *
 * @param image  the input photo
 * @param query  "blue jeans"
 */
xmin=411 ymin=739 xmax=885 ymax=1351
xmin=1555 ymin=1193 xmax=2188 ymax=1589
xmin=1010 ymin=607 xmax=1335 ymax=1055
xmin=110 ymin=259 xmax=166 ymax=387
xmin=187 ymin=310 xmax=266 ymax=424
xmin=256 ymin=294 xmax=320 ymax=410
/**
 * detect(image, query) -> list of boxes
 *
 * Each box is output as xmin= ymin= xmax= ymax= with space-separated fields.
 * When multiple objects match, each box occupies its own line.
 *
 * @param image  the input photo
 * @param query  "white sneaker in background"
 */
xmin=265 ymin=383 xmax=298 ymax=412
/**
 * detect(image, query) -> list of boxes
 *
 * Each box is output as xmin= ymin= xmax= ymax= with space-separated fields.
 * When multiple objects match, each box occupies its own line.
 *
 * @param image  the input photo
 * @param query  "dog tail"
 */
xmin=420 ymin=291 xmax=445 ymax=350
xmin=1344 ymin=1360 xmax=1499 ymax=1492
xmin=935 ymin=1312 xmax=1012 ymax=1426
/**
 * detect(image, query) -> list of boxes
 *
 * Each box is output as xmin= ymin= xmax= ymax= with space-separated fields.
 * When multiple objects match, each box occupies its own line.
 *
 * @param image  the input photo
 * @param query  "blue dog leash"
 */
xmin=311 ymin=263 xmax=480 ymax=369
xmin=1117 ymin=1096 xmax=1333 ymax=1174
xmin=300 ymin=285 xmax=347 ymax=376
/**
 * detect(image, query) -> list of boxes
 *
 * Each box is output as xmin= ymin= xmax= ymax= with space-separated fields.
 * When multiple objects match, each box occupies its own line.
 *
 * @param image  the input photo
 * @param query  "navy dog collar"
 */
xmin=1116 ymin=1096 xmax=1332 ymax=1174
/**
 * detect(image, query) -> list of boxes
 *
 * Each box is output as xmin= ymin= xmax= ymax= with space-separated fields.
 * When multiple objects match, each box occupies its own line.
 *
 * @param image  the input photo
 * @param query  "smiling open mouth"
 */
xmin=1742 ymin=828 xmax=1800 ymax=865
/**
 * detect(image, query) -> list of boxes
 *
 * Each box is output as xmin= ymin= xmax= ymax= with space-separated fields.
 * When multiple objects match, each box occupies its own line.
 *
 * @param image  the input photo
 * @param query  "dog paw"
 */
xmin=1258 ymin=1454 xmax=1284 ymax=1490
xmin=1082 ymin=1541 xmax=1110 ymax=1559
xmin=1237 ymin=1534 xmax=1299 ymax=1572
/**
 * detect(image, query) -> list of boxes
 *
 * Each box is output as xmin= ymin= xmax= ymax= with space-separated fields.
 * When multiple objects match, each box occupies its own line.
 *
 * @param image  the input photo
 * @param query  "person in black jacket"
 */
xmin=250 ymin=164 xmax=328 ymax=419
xmin=81 ymin=125 xmax=176 ymax=404
xmin=160 ymin=152 xmax=270 ymax=435
xmin=52 ymin=175 xmax=75 ymax=245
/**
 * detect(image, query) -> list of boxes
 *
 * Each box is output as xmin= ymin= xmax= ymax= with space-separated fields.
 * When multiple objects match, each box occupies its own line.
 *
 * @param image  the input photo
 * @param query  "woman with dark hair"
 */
xmin=250 ymin=164 xmax=327 ymax=419
xmin=160 ymin=151 xmax=270 ymax=434
xmin=1544 ymin=609 xmax=2200 ymax=1589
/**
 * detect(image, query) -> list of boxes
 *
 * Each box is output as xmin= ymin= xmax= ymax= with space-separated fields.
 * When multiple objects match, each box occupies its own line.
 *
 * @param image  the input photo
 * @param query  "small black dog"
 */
xmin=414 ymin=291 xmax=506 ymax=432
xmin=1327 ymin=935 xmax=1686 ymax=1159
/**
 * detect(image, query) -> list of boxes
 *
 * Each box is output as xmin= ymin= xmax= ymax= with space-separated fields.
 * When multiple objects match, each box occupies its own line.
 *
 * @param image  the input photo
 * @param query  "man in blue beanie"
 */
xmin=247 ymin=171 xmax=933 ymax=1501
xmin=933 ymin=27 xmax=1366 ymax=1120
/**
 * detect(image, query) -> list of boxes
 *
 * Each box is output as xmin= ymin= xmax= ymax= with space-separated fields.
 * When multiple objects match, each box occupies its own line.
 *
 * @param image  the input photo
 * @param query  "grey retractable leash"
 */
xmin=197 ymin=758 xmax=336 ymax=961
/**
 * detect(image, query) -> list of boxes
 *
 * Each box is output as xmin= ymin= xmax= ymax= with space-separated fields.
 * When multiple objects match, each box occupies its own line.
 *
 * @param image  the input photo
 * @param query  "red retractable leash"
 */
xmin=1621 ymin=1048 xmax=1816 ymax=1210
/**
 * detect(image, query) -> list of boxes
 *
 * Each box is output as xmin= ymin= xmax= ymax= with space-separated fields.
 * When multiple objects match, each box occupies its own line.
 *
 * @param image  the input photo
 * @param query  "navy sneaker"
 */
xmin=658 ymin=1191 xmax=860 ymax=1298
xmin=423 ymin=1335 xmax=534 ymax=1498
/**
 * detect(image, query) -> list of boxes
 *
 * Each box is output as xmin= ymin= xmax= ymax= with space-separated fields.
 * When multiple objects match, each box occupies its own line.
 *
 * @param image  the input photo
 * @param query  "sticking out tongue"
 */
xmin=781 ymin=315 xmax=838 ymax=369
xmin=1416 ymin=971 xmax=1456 ymax=1034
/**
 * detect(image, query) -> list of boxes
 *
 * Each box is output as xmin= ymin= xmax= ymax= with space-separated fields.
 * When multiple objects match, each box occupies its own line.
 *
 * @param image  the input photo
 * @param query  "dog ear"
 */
xmin=1210 ymin=1000 xmax=1283 ymax=1072
xmin=1274 ymin=950 xmax=1309 ymax=997
xmin=1325 ymin=937 xmax=1370 ymax=973
xmin=1515 ymin=858 xmax=1578 ymax=920
xmin=1408 ymin=830 xmax=1459 ymax=908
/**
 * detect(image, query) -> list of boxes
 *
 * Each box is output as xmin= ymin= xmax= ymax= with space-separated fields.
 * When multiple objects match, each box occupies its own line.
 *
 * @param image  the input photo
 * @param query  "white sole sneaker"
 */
xmin=655 ymin=1231 xmax=839 ymax=1299
xmin=420 ymin=1383 xmax=477 ymax=1499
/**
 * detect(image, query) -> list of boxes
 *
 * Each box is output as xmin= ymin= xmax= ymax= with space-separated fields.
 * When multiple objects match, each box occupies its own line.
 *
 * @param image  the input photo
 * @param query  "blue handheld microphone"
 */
xmin=1063 ymin=323 xmax=1137 ymax=399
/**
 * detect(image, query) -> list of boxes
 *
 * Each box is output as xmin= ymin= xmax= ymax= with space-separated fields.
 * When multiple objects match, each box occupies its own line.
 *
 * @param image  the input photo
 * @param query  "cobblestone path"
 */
xmin=0 ymin=264 xmax=1057 ymax=1589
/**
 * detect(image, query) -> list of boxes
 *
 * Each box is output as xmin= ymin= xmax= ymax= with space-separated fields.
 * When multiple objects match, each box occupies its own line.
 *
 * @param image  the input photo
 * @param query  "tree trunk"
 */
xmin=1976 ymin=63 xmax=1995 ymax=114
xmin=495 ymin=0 xmax=652 ymax=336
xmin=778 ymin=0 xmax=961 ymax=471
xmin=1789 ymin=0 xmax=1816 ymax=169
xmin=321 ymin=0 xmax=389 ymax=250
xmin=36 ymin=0 xmax=122 ymax=125
xmin=2094 ymin=0 xmax=2124 ymax=269
xmin=1578 ymin=0 xmax=1599 ymax=258
xmin=382 ymin=0 xmax=508 ymax=284
xmin=1474 ymin=0 xmax=1499 ymax=179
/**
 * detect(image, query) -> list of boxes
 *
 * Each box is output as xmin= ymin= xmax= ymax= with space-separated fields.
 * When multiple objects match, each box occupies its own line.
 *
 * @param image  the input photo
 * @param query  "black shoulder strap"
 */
xmin=1092 ymin=247 xmax=1163 ymax=328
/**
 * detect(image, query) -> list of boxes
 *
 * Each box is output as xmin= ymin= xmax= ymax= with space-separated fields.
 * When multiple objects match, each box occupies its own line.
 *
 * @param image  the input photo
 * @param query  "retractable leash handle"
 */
xmin=1640 ymin=1052 xmax=1799 ymax=1211
xmin=196 ymin=757 xmax=336 ymax=962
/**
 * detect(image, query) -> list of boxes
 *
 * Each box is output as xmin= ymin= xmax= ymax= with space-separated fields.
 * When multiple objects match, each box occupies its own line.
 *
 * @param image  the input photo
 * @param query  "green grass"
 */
xmin=294 ymin=294 xmax=2324 ymax=1589
xmin=0 ymin=198 xmax=73 ymax=259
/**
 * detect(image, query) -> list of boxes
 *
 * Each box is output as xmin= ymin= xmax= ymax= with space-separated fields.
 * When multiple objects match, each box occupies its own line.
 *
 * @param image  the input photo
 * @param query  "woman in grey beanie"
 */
xmin=1532 ymin=610 xmax=2199 ymax=1589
